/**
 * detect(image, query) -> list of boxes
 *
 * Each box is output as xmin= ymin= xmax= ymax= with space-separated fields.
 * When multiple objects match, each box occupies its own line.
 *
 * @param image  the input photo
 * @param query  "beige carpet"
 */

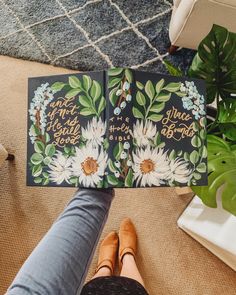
xmin=0 ymin=56 xmax=235 ymax=295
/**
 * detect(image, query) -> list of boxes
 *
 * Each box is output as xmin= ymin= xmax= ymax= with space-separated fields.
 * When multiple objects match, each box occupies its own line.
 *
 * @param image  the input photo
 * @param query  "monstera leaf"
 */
xmin=192 ymin=135 xmax=236 ymax=215
xmin=217 ymin=100 xmax=236 ymax=141
xmin=189 ymin=24 xmax=236 ymax=103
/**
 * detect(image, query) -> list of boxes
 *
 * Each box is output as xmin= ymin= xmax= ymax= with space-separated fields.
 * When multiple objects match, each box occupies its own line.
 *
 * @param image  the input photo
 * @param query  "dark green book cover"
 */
xmin=27 ymin=68 xmax=207 ymax=188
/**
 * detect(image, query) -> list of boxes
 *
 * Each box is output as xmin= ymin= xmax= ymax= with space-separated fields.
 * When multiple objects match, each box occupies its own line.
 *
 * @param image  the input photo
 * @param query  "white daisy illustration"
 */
xmin=131 ymin=120 xmax=157 ymax=147
xmin=81 ymin=117 xmax=106 ymax=147
xmin=71 ymin=143 xmax=108 ymax=187
xmin=168 ymin=158 xmax=192 ymax=184
xmin=48 ymin=151 xmax=72 ymax=184
xmin=132 ymin=146 xmax=170 ymax=187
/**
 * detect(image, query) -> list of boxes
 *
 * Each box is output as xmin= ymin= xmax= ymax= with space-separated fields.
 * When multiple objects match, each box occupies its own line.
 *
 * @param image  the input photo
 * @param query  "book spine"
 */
xmin=104 ymin=70 xmax=110 ymax=188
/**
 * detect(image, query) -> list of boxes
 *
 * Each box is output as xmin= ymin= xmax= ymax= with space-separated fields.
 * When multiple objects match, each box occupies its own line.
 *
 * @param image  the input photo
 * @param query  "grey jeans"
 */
xmin=7 ymin=188 xmax=114 ymax=295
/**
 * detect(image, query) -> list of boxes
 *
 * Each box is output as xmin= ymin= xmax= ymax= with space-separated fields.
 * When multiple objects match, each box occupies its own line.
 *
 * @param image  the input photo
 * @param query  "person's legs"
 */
xmin=92 ymin=266 xmax=112 ymax=279
xmin=119 ymin=218 xmax=146 ymax=288
xmin=91 ymin=231 xmax=119 ymax=279
xmin=7 ymin=188 xmax=114 ymax=295
xmin=120 ymin=253 xmax=145 ymax=287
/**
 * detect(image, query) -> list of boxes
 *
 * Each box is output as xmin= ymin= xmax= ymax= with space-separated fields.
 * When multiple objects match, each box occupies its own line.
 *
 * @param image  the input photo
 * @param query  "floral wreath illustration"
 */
xmin=28 ymin=75 xmax=108 ymax=187
xmin=107 ymin=69 xmax=207 ymax=187
xmin=28 ymin=70 xmax=207 ymax=187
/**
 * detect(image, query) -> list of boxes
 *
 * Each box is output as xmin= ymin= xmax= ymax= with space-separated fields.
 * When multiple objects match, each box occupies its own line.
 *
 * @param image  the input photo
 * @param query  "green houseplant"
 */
xmin=165 ymin=24 xmax=236 ymax=216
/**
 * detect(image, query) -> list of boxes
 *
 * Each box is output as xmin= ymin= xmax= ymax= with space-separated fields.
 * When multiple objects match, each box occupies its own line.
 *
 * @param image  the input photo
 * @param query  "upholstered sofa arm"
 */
xmin=169 ymin=0 xmax=236 ymax=50
xmin=169 ymin=0 xmax=197 ymax=46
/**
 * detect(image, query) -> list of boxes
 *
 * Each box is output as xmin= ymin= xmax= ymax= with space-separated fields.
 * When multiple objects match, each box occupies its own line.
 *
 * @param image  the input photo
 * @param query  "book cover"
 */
xmin=178 ymin=195 xmax=236 ymax=271
xmin=27 ymin=68 xmax=207 ymax=188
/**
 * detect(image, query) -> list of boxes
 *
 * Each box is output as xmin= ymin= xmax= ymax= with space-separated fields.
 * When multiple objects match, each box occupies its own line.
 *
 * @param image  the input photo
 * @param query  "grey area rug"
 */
xmin=0 ymin=0 xmax=195 ymax=73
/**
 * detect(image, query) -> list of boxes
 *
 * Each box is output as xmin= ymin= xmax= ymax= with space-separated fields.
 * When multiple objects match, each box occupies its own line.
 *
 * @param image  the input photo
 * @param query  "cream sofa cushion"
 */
xmin=170 ymin=0 xmax=236 ymax=49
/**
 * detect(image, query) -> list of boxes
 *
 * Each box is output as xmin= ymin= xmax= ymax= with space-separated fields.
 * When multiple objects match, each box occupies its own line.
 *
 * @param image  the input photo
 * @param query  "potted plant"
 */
xmin=164 ymin=24 xmax=236 ymax=216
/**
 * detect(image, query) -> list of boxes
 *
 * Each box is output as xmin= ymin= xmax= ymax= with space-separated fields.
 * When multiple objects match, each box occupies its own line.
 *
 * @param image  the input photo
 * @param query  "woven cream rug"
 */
xmin=0 ymin=56 xmax=235 ymax=295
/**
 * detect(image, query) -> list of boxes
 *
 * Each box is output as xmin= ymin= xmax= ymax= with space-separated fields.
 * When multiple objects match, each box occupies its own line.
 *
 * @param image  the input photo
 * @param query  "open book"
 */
xmin=27 ymin=68 xmax=207 ymax=188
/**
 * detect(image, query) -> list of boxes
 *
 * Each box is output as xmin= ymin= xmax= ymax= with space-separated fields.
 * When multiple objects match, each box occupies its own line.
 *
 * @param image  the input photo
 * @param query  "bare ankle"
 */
xmin=96 ymin=266 xmax=112 ymax=277
xmin=122 ymin=253 xmax=135 ymax=263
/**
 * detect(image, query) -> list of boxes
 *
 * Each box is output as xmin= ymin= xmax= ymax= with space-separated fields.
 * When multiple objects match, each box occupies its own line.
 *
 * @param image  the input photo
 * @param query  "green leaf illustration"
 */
xmin=193 ymin=172 xmax=202 ymax=180
xmin=109 ymin=88 xmax=119 ymax=107
xmin=108 ymin=77 xmax=122 ymax=88
xmin=31 ymin=153 xmax=44 ymax=165
xmin=202 ymin=146 xmax=207 ymax=158
xmin=34 ymin=141 xmax=45 ymax=154
xmin=107 ymin=175 xmax=119 ymax=186
xmin=43 ymin=172 xmax=49 ymax=178
xmin=45 ymin=144 xmax=56 ymax=157
xmin=155 ymin=79 xmax=164 ymax=95
xmin=97 ymin=180 xmax=104 ymax=188
xmin=149 ymin=102 xmax=165 ymax=113
xmin=108 ymin=159 xmax=117 ymax=173
xmin=177 ymin=150 xmax=183 ymax=157
xmin=45 ymin=133 xmax=50 ymax=143
xmin=136 ymin=81 xmax=144 ymax=90
xmin=34 ymin=177 xmax=42 ymax=184
xmin=169 ymin=150 xmax=176 ymax=160
xmin=163 ymin=60 xmax=183 ymax=77
xmin=154 ymin=132 xmax=161 ymax=146
xmin=103 ymin=138 xmax=109 ymax=150
xmin=175 ymin=91 xmax=186 ymax=97
xmin=113 ymin=142 xmax=123 ymax=160
xmin=69 ymin=176 xmax=78 ymax=186
xmin=163 ymin=82 xmax=181 ymax=92
xmin=125 ymin=69 xmax=133 ymax=83
xmin=98 ymin=96 xmax=106 ymax=115
xmin=80 ymin=108 xmax=94 ymax=116
xmin=108 ymin=68 xmax=123 ymax=76
xmin=90 ymin=80 xmax=101 ymax=102
xmin=156 ymin=93 xmax=171 ymax=102
xmin=32 ymin=164 xmax=42 ymax=177
xmin=184 ymin=152 xmax=190 ymax=161
xmin=82 ymin=75 xmax=92 ymax=91
xmin=200 ymin=129 xmax=206 ymax=140
xmin=64 ymin=146 xmax=70 ymax=154
xmin=42 ymin=178 xmax=50 ymax=185
xmin=51 ymin=82 xmax=66 ymax=92
xmin=191 ymin=135 xmax=201 ymax=148
xmin=132 ymin=107 xmax=144 ymax=119
xmin=196 ymin=162 xmax=207 ymax=173
xmin=145 ymin=80 xmax=155 ymax=100
xmin=78 ymin=95 xmax=91 ymax=108
xmin=29 ymin=124 xmax=40 ymax=136
xmin=69 ymin=76 xmax=82 ymax=89
xmin=157 ymin=142 xmax=165 ymax=148
xmin=65 ymin=88 xmax=80 ymax=99
xmin=190 ymin=150 xmax=199 ymax=164
xmin=125 ymin=169 xmax=133 ymax=187
xmin=136 ymin=91 xmax=146 ymax=106
xmin=43 ymin=156 xmax=52 ymax=165
xmin=147 ymin=114 xmax=163 ymax=122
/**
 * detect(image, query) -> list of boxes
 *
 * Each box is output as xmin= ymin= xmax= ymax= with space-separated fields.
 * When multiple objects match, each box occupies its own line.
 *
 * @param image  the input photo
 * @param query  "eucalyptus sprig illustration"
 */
xmin=28 ymin=83 xmax=58 ymax=184
xmin=108 ymin=68 xmax=133 ymax=115
xmin=133 ymin=79 xmax=181 ymax=122
xmin=107 ymin=141 xmax=133 ymax=187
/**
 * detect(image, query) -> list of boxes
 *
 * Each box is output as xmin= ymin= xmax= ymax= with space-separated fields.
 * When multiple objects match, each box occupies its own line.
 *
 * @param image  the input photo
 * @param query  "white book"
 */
xmin=177 ymin=193 xmax=236 ymax=271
